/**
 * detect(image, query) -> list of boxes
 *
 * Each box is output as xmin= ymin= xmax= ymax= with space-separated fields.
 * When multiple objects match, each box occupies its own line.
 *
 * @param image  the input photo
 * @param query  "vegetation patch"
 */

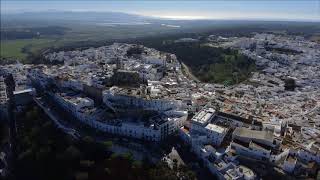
xmin=140 ymin=41 xmax=256 ymax=85
xmin=1 ymin=26 xmax=69 ymax=40
xmin=0 ymin=39 xmax=54 ymax=63
xmin=15 ymin=106 xmax=196 ymax=180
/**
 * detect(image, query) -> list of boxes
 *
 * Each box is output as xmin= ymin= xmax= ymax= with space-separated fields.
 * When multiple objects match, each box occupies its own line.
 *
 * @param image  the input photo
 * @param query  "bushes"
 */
xmin=284 ymin=78 xmax=296 ymax=91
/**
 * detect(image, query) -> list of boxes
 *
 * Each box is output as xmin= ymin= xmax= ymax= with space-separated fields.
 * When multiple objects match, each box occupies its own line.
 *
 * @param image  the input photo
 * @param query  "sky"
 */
xmin=1 ymin=0 xmax=320 ymax=21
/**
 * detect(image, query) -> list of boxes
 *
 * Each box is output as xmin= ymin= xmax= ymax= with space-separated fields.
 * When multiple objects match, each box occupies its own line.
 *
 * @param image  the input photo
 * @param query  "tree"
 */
xmin=82 ymin=136 xmax=94 ymax=144
xmin=284 ymin=78 xmax=296 ymax=91
xmin=65 ymin=145 xmax=82 ymax=160
xmin=102 ymin=141 xmax=113 ymax=149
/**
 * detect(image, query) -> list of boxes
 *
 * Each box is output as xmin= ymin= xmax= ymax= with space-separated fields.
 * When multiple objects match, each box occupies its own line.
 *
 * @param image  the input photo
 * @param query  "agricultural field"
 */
xmin=0 ymin=23 xmax=180 ymax=63
xmin=1 ymin=12 xmax=319 ymax=65
xmin=309 ymin=33 xmax=320 ymax=43
xmin=1 ymin=39 xmax=55 ymax=62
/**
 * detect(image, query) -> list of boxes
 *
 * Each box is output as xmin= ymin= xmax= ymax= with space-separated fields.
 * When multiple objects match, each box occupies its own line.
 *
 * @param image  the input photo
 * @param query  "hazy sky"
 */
xmin=2 ymin=0 xmax=320 ymax=21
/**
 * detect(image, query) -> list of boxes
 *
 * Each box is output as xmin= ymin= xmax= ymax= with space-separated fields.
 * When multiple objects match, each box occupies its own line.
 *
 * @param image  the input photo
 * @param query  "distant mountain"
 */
xmin=1 ymin=11 xmax=154 ymax=26
xmin=2 ymin=11 xmax=319 ymax=37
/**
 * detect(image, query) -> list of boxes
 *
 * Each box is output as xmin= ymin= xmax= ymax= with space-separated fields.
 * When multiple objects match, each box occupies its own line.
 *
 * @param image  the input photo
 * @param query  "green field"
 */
xmin=1 ymin=39 xmax=55 ymax=62
xmin=1 ymin=40 xmax=32 ymax=60
xmin=0 ymin=25 xmax=174 ymax=63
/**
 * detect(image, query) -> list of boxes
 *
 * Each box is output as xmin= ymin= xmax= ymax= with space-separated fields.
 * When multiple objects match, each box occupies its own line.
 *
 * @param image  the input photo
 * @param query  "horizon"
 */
xmin=1 ymin=0 xmax=320 ymax=22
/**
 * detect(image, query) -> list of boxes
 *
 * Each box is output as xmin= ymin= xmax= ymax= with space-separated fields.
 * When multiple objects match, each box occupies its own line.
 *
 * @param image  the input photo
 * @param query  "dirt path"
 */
xmin=181 ymin=62 xmax=201 ymax=83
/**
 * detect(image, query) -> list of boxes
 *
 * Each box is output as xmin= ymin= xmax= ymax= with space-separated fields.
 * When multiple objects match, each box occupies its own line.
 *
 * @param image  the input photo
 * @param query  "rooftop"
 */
xmin=191 ymin=108 xmax=216 ymax=125
xmin=205 ymin=123 xmax=228 ymax=134
xmin=238 ymin=165 xmax=255 ymax=177
xmin=233 ymin=127 xmax=274 ymax=144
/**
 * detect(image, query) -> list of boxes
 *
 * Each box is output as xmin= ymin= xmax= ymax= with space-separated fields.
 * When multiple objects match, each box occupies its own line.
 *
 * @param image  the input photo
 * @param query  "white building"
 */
xmin=230 ymin=128 xmax=276 ymax=160
xmin=230 ymin=140 xmax=271 ymax=161
xmin=190 ymin=107 xmax=216 ymax=133
xmin=52 ymin=91 xmax=187 ymax=142
xmin=205 ymin=123 xmax=228 ymax=146
xmin=232 ymin=127 xmax=275 ymax=147
xmin=51 ymin=92 xmax=94 ymax=113
xmin=76 ymin=108 xmax=187 ymax=142
xmin=298 ymin=145 xmax=320 ymax=164
xmin=103 ymin=88 xmax=182 ymax=112
xmin=189 ymin=108 xmax=228 ymax=146
xmin=144 ymin=56 xmax=165 ymax=65
xmin=28 ymin=69 xmax=53 ymax=89
xmin=58 ymin=79 xmax=84 ymax=91
xmin=0 ymin=76 xmax=7 ymax=105
xmin=283 ymin=155 xmax=297 ymax=173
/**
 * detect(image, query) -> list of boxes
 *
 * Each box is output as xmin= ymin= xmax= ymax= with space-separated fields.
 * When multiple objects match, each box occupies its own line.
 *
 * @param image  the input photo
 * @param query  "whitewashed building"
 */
xmin=52 ymin=91 xmax=187 ymax=142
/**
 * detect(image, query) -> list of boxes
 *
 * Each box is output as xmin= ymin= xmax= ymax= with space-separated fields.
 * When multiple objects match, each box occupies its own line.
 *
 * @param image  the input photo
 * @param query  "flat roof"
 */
xmin=249 ymin=141 xmax=271 ymax=152
xmin=205 ymin=123 xmax=228 ymax=134
xmin=204 ymin=145 xmax=216 ymax=153
xmin=238 ymin=165 xmax=255 ymax=177
xmin=233 ymin=127 xmax=274 ymax=144
xmin=191 ymin=108 xmax=216 ymax=125
xmin=217 ymin=111 xmax=253 ymax=125
xmin=13 ymin=88 xmax=34 ymax=95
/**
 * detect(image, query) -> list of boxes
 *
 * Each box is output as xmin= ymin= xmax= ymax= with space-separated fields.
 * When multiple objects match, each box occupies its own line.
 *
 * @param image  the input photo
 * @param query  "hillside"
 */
xmin=134 ymin=38 xmax=256 ymax=85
